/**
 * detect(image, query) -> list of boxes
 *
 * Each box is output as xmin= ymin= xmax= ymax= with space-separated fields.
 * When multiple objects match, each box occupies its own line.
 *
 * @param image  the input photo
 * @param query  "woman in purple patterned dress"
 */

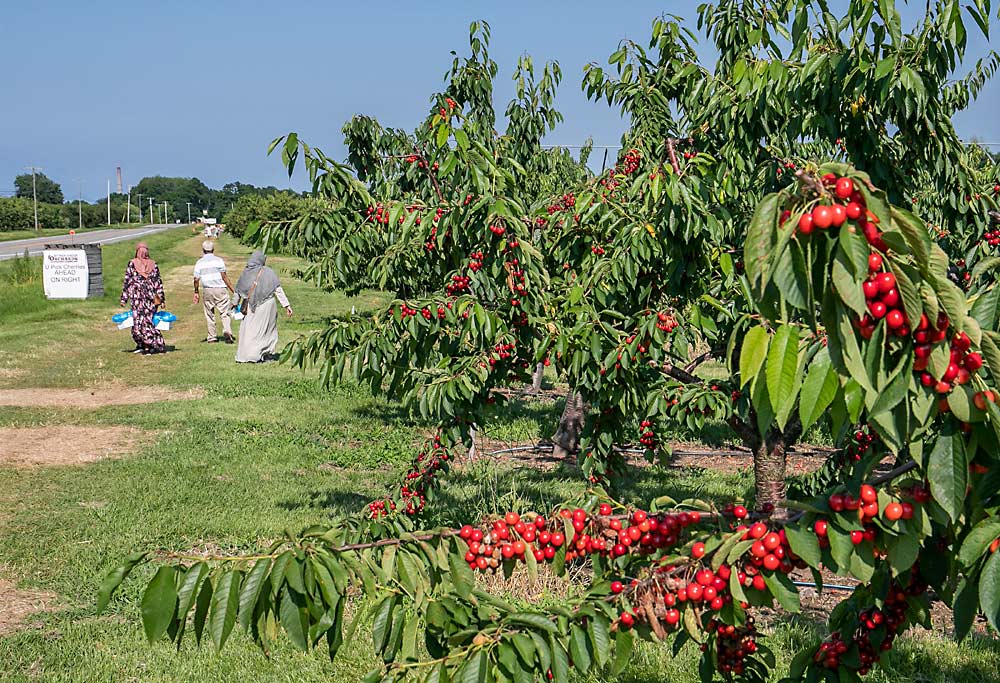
xmin=119 ymin=243 xmax=166 ymax=354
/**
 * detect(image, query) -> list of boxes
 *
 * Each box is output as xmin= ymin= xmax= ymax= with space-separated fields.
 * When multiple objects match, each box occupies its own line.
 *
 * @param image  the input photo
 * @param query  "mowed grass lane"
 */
xmin=0 ymin=231 xmax=997 ymax=682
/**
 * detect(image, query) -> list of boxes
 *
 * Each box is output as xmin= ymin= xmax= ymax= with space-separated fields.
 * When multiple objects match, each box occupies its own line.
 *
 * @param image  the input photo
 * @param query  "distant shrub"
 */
xmin=222 ymin=192 xmax=316 ymax=239
xmin=0 ymin=197 xmax=67 ymax=231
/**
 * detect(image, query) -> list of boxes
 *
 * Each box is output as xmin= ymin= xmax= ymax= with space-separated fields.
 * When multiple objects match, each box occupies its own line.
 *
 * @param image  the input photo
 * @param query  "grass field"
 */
xmin=0 ymin=230 xmax=997 ymax=682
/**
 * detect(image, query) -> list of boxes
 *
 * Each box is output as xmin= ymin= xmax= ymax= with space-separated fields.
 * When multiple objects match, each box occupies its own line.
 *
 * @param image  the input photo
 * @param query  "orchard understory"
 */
xmin=97 ymin=3 xmax=1000 ymax=682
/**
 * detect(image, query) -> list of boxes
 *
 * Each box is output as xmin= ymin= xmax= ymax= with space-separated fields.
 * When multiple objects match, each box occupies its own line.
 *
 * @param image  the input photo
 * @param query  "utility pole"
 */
xmin=24 ymin=166 xmax=42 ymax=231
xmin=126 ymin=186 xmax=132 ymax=223
xmin=137 ymin=193 xmax=143 ymax=222
xmin=149 ymin=198 xmax=154 ymax=224
xmin=76 ymin=180 xmax=83 ymax=230
xmin=107 ymin=179 xmax=111 ymax=226
xmin=186 ymin=201 xmax=192 ymax=224
xmin=163 ymin=201 xmax=168 ymax=224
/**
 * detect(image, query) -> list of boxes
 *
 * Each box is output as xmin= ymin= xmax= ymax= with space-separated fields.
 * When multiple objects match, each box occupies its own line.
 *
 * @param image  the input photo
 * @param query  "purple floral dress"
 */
xmin=120 ymin=262 xmax=166 ymax=353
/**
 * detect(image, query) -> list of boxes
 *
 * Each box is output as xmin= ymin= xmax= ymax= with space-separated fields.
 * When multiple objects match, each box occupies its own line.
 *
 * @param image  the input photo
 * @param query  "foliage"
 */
xmin=0 ymin=197 xmax=66 ymax=231
xmin=14 ymin=171 xmax=63 ymax=204
xmin=103 ymin=3 xmax=1000 ymax=682
xmin=223 ymin=192 xmax=324 ymax=239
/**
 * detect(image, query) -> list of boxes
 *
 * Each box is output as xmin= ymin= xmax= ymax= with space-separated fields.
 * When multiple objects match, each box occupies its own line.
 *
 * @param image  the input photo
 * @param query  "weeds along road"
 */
xmin=0 ymin=224 xmax=188 ymax=261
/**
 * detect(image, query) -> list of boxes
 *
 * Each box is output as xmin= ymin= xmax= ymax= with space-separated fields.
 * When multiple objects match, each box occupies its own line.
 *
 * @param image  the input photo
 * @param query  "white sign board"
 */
xmin=43 ymin=249 xmax=89 ymax=299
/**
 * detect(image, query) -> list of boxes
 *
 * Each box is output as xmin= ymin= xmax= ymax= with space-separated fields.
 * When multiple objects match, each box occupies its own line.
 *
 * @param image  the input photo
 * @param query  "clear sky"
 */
xmin=1 ymin=1 xmax=997 ymax=201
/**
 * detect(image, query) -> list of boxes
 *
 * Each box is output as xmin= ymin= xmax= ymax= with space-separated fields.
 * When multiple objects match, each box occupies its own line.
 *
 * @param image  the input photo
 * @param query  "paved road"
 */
xmin=0 ymin=224 xmax=186 ymax=261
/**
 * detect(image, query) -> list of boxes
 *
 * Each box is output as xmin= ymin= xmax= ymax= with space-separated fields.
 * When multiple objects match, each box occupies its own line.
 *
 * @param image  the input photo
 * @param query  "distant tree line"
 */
xmin=1 ymin=172 xmax=303 ymax=232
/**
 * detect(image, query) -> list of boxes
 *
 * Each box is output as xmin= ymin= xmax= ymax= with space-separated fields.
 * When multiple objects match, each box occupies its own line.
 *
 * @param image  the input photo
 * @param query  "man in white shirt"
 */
xmin=193 ymin=241 xmax=235 ymax=343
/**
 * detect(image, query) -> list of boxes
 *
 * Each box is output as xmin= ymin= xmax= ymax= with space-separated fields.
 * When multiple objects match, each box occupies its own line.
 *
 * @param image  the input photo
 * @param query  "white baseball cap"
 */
xmin=202 ymin=240 xmax=215 ymax=252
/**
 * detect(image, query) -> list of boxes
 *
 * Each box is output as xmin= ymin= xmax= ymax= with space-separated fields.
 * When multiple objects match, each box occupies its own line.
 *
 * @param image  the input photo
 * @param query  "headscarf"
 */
xmin=131 ymin=243 xmax=156 ymax=279
xmin=235 ymin=251 xmax=281 ymax=312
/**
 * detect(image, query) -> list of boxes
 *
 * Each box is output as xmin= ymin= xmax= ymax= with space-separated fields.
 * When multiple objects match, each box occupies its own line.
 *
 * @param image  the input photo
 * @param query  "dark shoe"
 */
xmin=223 ymin=333 xmax=234 ymax=344
xmin=202 ymin=338 xmax=218 ymax=344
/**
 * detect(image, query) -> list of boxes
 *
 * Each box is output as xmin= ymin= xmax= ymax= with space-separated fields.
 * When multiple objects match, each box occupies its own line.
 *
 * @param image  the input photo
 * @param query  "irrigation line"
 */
xmin=792 ymin=581 xmax=856 ymax=592
xmin=480 ymin=443 xmax=842 ymax=459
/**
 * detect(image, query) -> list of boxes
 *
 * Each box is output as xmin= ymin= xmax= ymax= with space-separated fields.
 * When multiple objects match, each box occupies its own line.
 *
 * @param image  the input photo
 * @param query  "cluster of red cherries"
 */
xmin=789 ymin=174 xmax=890 ymax=251
xmin=913 ymin=316 xmax=982 ymax=396
xmin=814 ymin=576 xmax=926 ymax=675
xmin=856 ymin=256 xmax=908 ymax=337
xmin=652 ymin=310 xmax=680 ymax=333
xmin=446 ymin=274 xmax=471 ymax=296
xmin=638 ymin=420 xmax=657 ymax=449
xmin=599 ymin=149 xmax=642 ymax=196
xmin=368 ymin=437 xmax=452 ymax=519
xmin=456 ymin=506 xmax=705 ymax=573
xmin=709 ymin=619 xmax=759 ymax=677
xmin=364 ymin=204 xmax=392 ymax=225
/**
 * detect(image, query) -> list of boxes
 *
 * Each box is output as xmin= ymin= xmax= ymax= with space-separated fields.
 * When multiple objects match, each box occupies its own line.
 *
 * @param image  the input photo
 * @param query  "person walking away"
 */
xmin=193 ymin=240 xmax=235 ymax=343
xmin=119 ymin=242 xmax=166 ymax=355
xmin=234 ymin=251 xmax=292 ymax=363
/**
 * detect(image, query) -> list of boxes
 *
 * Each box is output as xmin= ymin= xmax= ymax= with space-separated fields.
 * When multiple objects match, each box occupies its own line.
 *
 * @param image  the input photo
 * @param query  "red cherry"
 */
xmin=965 ymin=353 xmax=983 ymax=372
xmin=619 ymin=612 xmax=634 ymax=628
xmin=830 ymin=204 xmax=847 ymax=227
xmin=835 ymin=177 xmax=854 ymax=199
xmin=732 ymin=505 xmax=748 ymax=519
xmin=877 ymin=272 xmax=896 ymax=293
xmin=846 ymin=201 xmax=863 ymax=220
xmin=611 ymin=580 xmax=624 ymax=594
xmin=869 ymin=301 xmax=887 ymax=319
xmin=850 ymin=530 xmax=864 ymax=545
xmin=814 ymin=519 xmax=828 ymax=536
xmin=886 ymin=310 xmax=904 ymax=329
xmin=862 ymin=280 xmax=880 ymax=299
xmin=763 ymin=532 xmax=781 ymax=551
xmin=798 ymin=213 xmax=814 ymax=234
xmin=884 ymin=503 xmax=903 ymax=521
xmin=943 ymin=363 xmax=959 ymax=382
xmin=868 ymin=253 xmax=883 ymax=272
xmin=860 ymin=485 xmax=877 ymax=504
xmin=692 ymin=542 xmax=706 ymax=559
xmin=763 ymin=554 xmax=781 ymax=571
xmin=812 ymin=205 xmax=833 ymax=229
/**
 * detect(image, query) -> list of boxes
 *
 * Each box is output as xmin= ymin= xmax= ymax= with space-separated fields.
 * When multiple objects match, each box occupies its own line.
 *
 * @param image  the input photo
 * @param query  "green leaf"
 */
xmin=589 ymin=614 xmax=611 ymax=668
xmin=953 ymin=576 xmax=979 ymax=641
xmin=141 ymin=566 xmax=177 ymax=643
xmin=238 ymin=559 xmax=271 ymax=631
xmin=550 ymin=637 xmax=570 ymax=683
xmin=739 ymin=326 xmax=769 ymax=387
xmin=886 ymin=532 xmax=920 ymax=576
xmin=785 ymin=524 xmax=822 ymax=568
xmin=96 ymin=551 xmax=148 ymax=613
xmin=763 ymin=571 xmax=800 ymax=612
xmin=371 ymin=596 xmax=395 ymax=653
xmin=280 ymin=588 xmax=310 ymax=651
xmin=612 ymin=630 xmax=634 ymax=675
xmin=569 ymin=624 xmax=592 ymax=673
xmin=176 ymin=562 xmax=209 ymax=623
xmin=832 ymin=256 xmax=867 ymax=317
xmin=798 ymin=349 xmax=838 ymax=433
xmin=508 ymin=613 xmax=557 ymax=633
xmin=209 ymin=571 xmax=241 ymax=650
xmin=959 ymin=518 xmax=1000 ymax=566
xmin=460 ymin=649 xmax=487 ymax=683
xmin=746 ymin=193 xmax=780 ymax=292
xmin=449 ymin=543 xmax=475 ymax=599
xmin=927 ymin=433 xmax=968 ymax=522
xmin=979 ymin=550 xmax=1000 ymax=632
xmin=193 ymin=577 xmax=213 ymax=645
xmin=766 ymin=325 xmax=800 ymax=428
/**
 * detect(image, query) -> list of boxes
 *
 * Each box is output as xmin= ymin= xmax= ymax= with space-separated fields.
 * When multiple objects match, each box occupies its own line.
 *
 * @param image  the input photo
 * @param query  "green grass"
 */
xmin=0 ymin=231 xmax=997 ymax=682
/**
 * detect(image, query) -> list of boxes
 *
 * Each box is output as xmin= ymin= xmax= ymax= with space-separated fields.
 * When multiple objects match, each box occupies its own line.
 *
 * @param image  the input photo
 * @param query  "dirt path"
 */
xmin=0 ymin=425 xmax=152 ymax=467
xmin=0 ymin=385 xmax=203 ymax=408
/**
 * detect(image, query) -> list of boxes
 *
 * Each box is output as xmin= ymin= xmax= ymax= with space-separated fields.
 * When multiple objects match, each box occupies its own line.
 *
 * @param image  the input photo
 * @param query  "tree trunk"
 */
xmin=528 ymin=362 xmax=544 ymax=394
xmin=754 ymin=433 xmax=788 ymax=518
xmin=551 ymin=391 xmax=586 ymax=460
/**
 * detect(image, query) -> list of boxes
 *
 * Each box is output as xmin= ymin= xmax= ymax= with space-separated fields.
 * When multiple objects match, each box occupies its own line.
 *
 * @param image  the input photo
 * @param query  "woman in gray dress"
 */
xmin=234 ymin=251 xmax=293 ymax=363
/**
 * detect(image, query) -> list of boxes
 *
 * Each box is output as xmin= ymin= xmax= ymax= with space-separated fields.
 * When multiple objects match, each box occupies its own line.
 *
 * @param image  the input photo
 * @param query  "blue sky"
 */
xmin=1 ymin=1 xmax=997 ymax=201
